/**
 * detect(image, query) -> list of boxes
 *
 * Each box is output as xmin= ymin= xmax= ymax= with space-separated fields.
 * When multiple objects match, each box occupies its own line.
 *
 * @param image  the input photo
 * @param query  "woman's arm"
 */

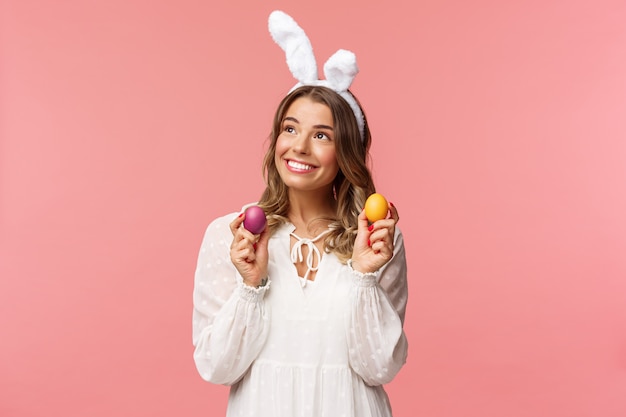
xmin=346 ymin=225 xmax=409 ymax=386
xmin=192 ymin=214 xmax=270 ymax=385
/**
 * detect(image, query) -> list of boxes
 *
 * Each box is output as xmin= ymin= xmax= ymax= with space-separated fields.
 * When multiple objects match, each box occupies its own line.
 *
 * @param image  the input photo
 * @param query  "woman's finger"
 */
xmin=389 ymin=201 xmax=399 ymax=223
xmin=358 ymin=207 xmax=369 ymax=230
xmin=229 ymin=212 xmax=246 ymax=235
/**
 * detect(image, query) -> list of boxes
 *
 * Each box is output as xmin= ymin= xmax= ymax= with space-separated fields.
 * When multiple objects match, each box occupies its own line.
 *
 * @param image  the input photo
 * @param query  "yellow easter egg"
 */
xmin=364 ymin=193 xmax=389 ymax=222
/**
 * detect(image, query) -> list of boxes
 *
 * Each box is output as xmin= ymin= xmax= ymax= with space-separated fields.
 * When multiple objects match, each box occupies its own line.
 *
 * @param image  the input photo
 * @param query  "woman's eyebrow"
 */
xmin=283 ymin=116 xmax=333 ymax=131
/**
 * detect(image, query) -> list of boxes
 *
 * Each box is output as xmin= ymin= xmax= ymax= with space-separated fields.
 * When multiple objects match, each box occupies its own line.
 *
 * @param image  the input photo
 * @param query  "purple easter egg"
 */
xmin=243 ymin=205 xmax=267 ymax=234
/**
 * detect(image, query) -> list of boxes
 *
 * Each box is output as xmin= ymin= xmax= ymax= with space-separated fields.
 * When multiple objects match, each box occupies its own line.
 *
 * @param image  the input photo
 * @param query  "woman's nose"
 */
xmin=292 ymin=133 xmax=310 ymax=153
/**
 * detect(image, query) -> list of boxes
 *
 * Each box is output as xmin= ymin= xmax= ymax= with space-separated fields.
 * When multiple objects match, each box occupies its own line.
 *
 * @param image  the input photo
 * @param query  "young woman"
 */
xmin=192 ymin=11 xmax=408 ymax=417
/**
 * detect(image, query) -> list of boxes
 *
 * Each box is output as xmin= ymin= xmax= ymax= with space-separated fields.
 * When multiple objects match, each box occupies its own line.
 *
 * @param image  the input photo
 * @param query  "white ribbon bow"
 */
xmin=290 ymin=230 xmax=330 ymax=287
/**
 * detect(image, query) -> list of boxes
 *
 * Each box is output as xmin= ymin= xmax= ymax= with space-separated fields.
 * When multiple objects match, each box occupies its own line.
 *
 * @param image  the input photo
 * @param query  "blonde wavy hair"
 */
xmin=257 ymin=85 xmax=376 ymax=263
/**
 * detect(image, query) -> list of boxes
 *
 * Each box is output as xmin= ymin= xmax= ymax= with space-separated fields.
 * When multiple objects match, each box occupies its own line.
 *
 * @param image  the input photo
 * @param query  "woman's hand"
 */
xmin=351 ymin=202 xmax=399 ymax=274
xmin=229 ymin=212 xmax=270 ymax=287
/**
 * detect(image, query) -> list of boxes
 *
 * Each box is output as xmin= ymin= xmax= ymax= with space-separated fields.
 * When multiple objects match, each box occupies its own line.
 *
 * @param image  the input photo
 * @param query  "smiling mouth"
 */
xmin=287 ymin=160 xmax=317 ymax=171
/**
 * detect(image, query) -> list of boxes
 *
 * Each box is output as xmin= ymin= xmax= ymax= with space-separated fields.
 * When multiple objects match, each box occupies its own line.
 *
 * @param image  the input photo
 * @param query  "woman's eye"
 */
xmin=284 ymin=126 xmax=296 ymax=134
xmin=314 ymin=132 xmax=330 ymax=140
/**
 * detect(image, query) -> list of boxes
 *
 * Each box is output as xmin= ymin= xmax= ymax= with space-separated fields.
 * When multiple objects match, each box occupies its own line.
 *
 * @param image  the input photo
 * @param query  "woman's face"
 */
xmin=275 ymin=97 xmax=340 ymax=194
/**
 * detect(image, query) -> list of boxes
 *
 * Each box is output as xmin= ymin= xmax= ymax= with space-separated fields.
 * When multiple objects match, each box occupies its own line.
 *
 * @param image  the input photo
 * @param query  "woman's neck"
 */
xmin=287 ymin=188 xmax=336 ymax=233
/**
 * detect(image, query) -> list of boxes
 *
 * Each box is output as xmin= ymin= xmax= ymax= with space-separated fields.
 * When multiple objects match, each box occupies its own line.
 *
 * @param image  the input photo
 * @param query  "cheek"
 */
xmin=317 ymin=148 xmax=339 ymax=171
xmin=275 ymin=136 xmax=289 ymax=159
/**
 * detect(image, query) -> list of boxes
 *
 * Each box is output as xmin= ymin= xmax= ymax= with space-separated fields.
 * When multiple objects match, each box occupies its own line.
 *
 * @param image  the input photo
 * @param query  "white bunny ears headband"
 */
xmin=268 ymin=10 xmax=365 ymax=141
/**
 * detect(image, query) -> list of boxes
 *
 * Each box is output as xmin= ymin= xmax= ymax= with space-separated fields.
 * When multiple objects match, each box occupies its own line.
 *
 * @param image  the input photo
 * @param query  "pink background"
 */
xmin=2 ymin=0 xmax=626 ymax=416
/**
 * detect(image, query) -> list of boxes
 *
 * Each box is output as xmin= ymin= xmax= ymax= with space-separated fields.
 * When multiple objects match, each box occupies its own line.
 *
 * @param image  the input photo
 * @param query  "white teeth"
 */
xmin=288 ymin=160 xmax=314 ymax=170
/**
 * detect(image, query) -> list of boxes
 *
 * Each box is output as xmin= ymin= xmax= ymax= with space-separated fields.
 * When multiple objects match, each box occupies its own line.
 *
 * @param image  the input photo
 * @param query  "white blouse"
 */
xmin=192 ymin=210 xmax=409 ymax=417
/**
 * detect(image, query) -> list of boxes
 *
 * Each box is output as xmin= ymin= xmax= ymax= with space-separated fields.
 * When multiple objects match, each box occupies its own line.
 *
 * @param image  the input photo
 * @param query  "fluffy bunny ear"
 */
xmin=268 ymin=10 xmax=318 ymax=84
xmin=323 ymin=49 xmax=359 ymax=92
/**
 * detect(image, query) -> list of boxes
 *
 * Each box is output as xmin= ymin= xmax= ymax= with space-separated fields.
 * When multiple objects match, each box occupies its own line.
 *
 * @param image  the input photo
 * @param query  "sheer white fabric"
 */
xmin=192 ymin=210 xmax=408 ymax=417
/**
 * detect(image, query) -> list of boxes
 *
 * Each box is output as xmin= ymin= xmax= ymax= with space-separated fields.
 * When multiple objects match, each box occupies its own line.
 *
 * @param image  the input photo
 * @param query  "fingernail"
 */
xmin=367 ymin=239 xmax=371 ymax=247
xmin=390 ymin=202 xmax=395 ymax=207
xmin=253 ymin=243 xmax=257 ymax=250
xmin=238 ymin=213 xmax=244 ymax=218
xmin=368 ymin=225 xmax=374 ymax=232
